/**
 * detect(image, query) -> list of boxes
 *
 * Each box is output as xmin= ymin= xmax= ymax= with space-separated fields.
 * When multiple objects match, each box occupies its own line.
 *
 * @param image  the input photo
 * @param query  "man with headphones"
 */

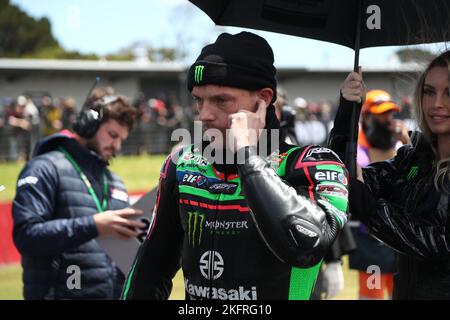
xmin=12 ymin=92 xmax=144 ymax=299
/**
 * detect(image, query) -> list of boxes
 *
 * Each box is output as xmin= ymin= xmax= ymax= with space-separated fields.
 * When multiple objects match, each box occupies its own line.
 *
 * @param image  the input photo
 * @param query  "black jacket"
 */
xmin=329 ymin=96 xmax=450 ymax=299
xmin=122 ymin=107 xmax=350 ymax=300
xmin=12 ymin=131 xmax=129 ymax=299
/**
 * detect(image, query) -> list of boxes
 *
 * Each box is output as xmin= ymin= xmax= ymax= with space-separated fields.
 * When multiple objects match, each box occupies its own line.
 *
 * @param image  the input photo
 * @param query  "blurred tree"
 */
xmin=23 ymin=46 xmax=98 ymax=60
xmin=395 ymin=48 xmax=435 ymax=64
xmin=111 ymin=42 xmax=180 ymax=62
xmin=0 ymin=0 xmax=60 ymax=57
xmin=0 ymin=0 xmax=181 ymax=61
xmin=148 ymin=48 xmax=179 ymax=62
xmin=168 ymin=3 xmax=228 ymax=64
xmin=0 ymin=0 xmax=99 ymax=59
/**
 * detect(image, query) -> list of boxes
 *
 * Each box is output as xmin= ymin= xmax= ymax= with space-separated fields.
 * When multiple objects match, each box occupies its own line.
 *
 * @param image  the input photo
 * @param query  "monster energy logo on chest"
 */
xmin=188 ymin=211 xmax=205 ymax=247
xmin=194 ymin=65 xmax=204 ymax=84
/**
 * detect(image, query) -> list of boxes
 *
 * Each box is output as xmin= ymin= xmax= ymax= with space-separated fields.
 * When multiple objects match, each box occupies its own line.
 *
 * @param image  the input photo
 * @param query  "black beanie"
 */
xmin=187 ymin=32 xmax=277 ymax=102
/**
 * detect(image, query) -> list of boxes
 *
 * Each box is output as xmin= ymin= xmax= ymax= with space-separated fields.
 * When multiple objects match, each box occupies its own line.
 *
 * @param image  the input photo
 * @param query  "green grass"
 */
xmin=0 ymin=265 xmax=23 ymax=300
xmin=0 ymin=154 xmax=167 ymax=202
xmin=0 ymin=161 xmax=25 ymax=202
xmin=109 ymin=154 xmax=166 ymax=192
xmin=0 ymin=264 xmax=185 ymax=300
xmin=0 ymin=154 xmax=359 ymax=300
xmin=0 ymin=260 xmax=358 ymax=300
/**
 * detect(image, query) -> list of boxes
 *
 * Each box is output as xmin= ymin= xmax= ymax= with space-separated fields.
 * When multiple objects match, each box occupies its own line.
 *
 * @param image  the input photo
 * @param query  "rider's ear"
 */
xmin=256 ymin=88 xmax=273 ymax=107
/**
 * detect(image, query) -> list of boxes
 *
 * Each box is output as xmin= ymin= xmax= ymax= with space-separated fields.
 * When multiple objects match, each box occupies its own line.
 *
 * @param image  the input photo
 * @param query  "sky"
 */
xmin=10 ymin=0 xmax=450 ymax=69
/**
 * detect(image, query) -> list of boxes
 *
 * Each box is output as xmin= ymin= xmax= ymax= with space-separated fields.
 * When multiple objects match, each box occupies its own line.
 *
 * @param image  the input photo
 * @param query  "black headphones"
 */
xmin=73 ymin=96 xmax=118 ymax=138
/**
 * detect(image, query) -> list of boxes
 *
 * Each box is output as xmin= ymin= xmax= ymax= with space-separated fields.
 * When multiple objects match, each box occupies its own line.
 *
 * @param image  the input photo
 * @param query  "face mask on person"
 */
xmin=363 ymin=115 xmax=396 ymax=150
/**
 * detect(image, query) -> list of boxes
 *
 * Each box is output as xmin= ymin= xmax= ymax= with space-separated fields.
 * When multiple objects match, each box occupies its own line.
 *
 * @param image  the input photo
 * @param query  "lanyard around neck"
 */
xmin=59 ymin=147 xmax=108 ymax=212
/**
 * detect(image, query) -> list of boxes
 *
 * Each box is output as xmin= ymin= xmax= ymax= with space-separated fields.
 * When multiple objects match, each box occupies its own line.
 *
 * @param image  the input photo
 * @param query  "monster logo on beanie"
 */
xmin=187 ymin=32 xmax=278 ymax=103
xmin=194 ymin=65 xmax=205 ymax=84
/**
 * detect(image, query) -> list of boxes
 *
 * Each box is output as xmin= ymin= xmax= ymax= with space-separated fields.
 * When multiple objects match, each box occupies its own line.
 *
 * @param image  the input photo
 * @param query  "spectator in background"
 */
xmin=292 ymin=96 xmax=311 ymax=146
xmin=149 ymin=98 xmax=168 ymax=154
xmin=185 ymin=100 xmax=200 ymax=136
xmin=161 ymin=96 xmax=184 ymax=151
xmin=0 ymin=98 xmax=9 ymax=161
xmin=129 ymin=93 xmax=152 ymax=155
xmin=348 ymin=89 xmax=409 ymax=300
xmin=319 ymin=100 xmax=335 ymax=133
xmin=41 ymin=95 xmax=62 ymax=137
xmin=307 ymin=101 xmax=322 ymax=121
xmin=60 ymin=97 xmax=77 ymax=130
xmin=7 ymin=97 xmax=31 ymax=161
xmin=12 ymin=93 xmax=144 ymax=299
xmin=293 ymin=97 xmax=329 ymax=146
xmin=397 ymin=95 xmax=417 ymax=131
xmin=397 ymin=95 xmax=413 ymax=120
xmin=87 ymin=87 xmax=116 ymax=106
xmin=293 ymin=97 xmax=309 ymax=122
xmin=23 ymin=95 xmax=40 ymax=160
xmin=151 ymin=98 xmax=167 ymax=126
xmin=274 ymin=87 xmax=298 ymax=145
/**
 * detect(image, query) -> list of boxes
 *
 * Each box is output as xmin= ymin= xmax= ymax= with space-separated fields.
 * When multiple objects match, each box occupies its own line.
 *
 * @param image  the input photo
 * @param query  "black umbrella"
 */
xmin=188 ymin=0 xmax=450 ymax=177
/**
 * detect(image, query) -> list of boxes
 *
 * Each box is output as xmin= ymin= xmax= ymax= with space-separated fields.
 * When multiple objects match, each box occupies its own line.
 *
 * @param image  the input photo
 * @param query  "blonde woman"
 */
xmin=329 ymin=51 xmax=450 ymax=299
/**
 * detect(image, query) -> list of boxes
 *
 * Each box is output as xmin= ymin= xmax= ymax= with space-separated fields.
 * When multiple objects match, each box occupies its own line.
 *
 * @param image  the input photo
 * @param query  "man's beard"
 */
xmin=363 ymin=116 xmax=396 ymax=150
xmin=86 ymin=139 xmax=100 ymax=154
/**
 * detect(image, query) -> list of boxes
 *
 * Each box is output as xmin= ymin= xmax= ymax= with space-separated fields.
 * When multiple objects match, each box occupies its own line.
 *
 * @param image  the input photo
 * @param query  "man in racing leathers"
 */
xmin=122 ymin=32 xmax=349 ymax=300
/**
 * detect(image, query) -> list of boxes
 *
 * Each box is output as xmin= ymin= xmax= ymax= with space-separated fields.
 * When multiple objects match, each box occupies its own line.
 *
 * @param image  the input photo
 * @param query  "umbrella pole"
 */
xmin=345 ymin=0 xmax=363 ymax=179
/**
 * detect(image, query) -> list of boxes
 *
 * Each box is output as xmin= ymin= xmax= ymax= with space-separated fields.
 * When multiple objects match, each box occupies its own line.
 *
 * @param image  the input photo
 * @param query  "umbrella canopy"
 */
xmin=188 ymin=0 xmax=450 ymax=178
xmin=189 ymin=0 xmax=450 ymax=50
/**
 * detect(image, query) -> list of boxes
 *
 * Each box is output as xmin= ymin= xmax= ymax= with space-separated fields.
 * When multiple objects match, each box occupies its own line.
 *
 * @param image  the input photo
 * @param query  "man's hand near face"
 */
xmin=229 ymin=99 xmax=267 ymax=152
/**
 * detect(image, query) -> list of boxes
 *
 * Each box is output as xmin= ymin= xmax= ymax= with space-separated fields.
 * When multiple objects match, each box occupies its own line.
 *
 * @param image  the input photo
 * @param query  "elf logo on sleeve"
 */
xmin=314 ymin=171 xmax=348 ymax=186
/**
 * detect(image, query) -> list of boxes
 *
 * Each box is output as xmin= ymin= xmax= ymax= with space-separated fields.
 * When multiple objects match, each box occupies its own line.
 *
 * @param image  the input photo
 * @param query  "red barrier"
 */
xmin=0 ymin=190 xmax=147 ymax=266
xmin=0 ymin=202 xmax=20 ymax=264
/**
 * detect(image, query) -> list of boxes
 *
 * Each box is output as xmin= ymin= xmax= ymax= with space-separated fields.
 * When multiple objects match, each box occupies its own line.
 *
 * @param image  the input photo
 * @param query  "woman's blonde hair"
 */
xmin=412 ymin=50 xmax=450 ymax=192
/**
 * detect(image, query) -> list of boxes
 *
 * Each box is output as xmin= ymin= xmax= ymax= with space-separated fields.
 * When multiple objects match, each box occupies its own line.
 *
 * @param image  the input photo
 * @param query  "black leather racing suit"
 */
xmin=122 ymin=112 xmax=349 ymax=300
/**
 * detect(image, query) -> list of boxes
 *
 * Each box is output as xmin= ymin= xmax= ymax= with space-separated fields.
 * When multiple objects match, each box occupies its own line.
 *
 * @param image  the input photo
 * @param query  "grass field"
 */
xmin=0 ymin=154 xmax=359 ymax=300
xmin=0 ymin=259 xmax=358 ymax=300
xmin=0 ymin=161 xmax=26 ymax=202
xmin=0 ymin=154 xmax=167 ymax=201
